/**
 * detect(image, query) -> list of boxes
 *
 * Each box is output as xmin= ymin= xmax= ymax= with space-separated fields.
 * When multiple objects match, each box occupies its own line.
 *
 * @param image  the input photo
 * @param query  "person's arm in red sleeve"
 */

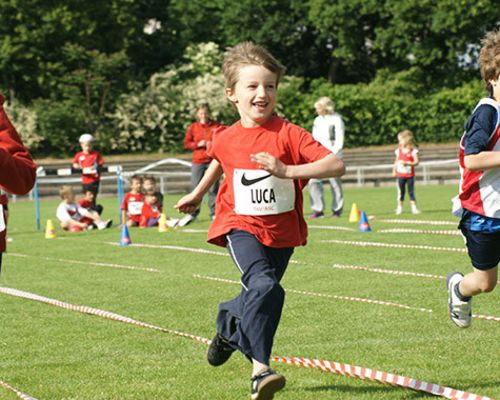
xmin=183 ymin=123 xmax=198 ymax=150
xmin=0 ymin=95 xmax=36 ymax=195
xmin=97 ymin=152 xmax=104 ymax=166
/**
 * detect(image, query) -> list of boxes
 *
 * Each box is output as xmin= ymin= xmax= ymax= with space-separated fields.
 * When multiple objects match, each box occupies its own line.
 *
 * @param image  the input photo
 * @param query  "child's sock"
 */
xmin=454 ymin=284 xmax=472 ymax=302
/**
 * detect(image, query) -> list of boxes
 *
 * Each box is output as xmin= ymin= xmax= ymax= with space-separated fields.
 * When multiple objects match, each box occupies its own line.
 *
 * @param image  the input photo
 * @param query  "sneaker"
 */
xmin=411 ymin=207 xmax=421 ymax=214
xmin=309 ymin=211 xmax=324 ymax=219
xmin=395 ymin=206 xmax=402 ymax=215
xmin=178 ymin=214 xmax=196 ymax=227
xmin=207 ymin=333 xmax=235 ymax=366
xmin=251 ymin=369 xmax=286 ymax=400
xmin=446 ymin=272 xmax=472 ymax=328
xmin=97 ymin=219 xmax=113 ymax=230
xmin=332 ymin=211 xmax=342 ymax=218
xmin=166 ymin=218 xmax=180 ymax=228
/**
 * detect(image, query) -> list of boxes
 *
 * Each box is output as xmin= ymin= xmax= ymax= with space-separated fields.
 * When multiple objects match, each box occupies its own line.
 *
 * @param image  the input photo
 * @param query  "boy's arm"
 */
xmin=175 ymin=159 xmax=223 ymax=213
xmin=464 ymin=152 xmax=500 ymax=171
xmin=251 ymin=152 xmax=344 ymax=180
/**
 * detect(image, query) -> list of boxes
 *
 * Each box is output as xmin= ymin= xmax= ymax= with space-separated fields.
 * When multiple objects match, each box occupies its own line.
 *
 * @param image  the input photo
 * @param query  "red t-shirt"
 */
xmin=394 ymin=148 xmax=418 ymax=178
xmin=72 ymin=151 xmax=104 ymax=184
xmin=0 ymin=94 xmax=36 ymax=252
xmin=207 ymin=115 xmax=332 ymax=248
xmin=139 ymin=201 xmax=161 ymax=227
xmin=183 ymin=121 xmax=222 ymax=164
xmin=121 ymin=192 xmax=145 ymax=223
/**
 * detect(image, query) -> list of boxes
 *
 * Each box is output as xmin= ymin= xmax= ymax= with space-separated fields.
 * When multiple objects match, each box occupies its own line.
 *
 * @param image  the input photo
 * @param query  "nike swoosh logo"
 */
xmin=241 ymin=173 xmax=272 ymax=186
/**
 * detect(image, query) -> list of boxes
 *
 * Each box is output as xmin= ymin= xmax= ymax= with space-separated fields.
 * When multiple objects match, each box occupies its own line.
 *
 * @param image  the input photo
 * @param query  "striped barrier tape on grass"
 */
xmin=0 ymin=287 xmax=492 ymax=400
xmin=379 ymin=219 xmax=457 ymax=226
xmin=378 ymin=228 xmax=461 ymax=236
xmin=321 ymin=239 xmax=467 ymax=253
xmin=0 ymin=380 xmax=38 ymax=400
xmin=308 ymin=225 xmax=355 ymax=232
xmin=331 ymin=263 xmax=445 ymax=280
xmin=193 ymin=274 xmax=432 ymax=313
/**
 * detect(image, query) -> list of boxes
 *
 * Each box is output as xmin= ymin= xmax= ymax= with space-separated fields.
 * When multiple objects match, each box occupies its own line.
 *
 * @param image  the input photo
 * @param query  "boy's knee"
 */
xmin=480 ymin=280 xmax=496 ymax=293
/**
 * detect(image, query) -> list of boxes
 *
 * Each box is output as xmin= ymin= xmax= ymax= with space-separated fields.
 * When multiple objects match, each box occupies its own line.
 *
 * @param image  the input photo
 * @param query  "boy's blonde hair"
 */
xmin=314 ymin=97 xmax=335 ymax=114
xmin=59 ymin=185 xmax=74 ymax=199
xmin=479 ymin=30 xmax=500 ymax=93
xmin=398 ymin=130 xmax=417 ymax=149
xmin=222 ymin=42 xmax=285 ymax=90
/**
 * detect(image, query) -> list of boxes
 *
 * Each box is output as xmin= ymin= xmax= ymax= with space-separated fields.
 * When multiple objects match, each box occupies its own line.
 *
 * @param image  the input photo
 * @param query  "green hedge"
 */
xmin=278 ymin=75 xmax=485 ymax=148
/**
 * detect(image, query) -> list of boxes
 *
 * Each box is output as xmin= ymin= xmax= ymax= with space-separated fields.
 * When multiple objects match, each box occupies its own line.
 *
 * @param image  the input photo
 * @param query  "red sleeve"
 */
xmin=72 ymin=152 xmax=80 ymax=164
xmin=183 ymin=123 xmax=198 ymax=150
xmin=120 ymin=193 xmax=129 ymax=210
xmin=97 ymin=152 xmax=104 ymax=166
xmin=0 ymin=95 xmax=36 ymax=195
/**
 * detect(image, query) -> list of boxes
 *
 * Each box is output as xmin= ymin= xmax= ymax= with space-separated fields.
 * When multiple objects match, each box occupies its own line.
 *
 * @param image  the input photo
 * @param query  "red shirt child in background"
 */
xmin=121 ymin=175 xmax=144 ymax=227
xmin=139 ymin=191 xmax=162 ymax=228
xmin=72 ymin=133 xmax=104 ymax=212
xmin=0 ymin=94 xmax=36 ymax=272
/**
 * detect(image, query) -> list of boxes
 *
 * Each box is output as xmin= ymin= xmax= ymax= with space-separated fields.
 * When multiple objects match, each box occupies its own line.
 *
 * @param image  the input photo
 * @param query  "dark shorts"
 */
xmin=460 ymin=226 xmax=500 ymax=270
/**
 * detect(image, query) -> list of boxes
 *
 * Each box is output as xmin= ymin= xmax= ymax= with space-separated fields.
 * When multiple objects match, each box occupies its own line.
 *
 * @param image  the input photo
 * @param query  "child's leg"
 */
xmin=216 ymin=230 xmax=293 ymax=366
xmin=460 ymin=266 xmax=498 ymax=296
xmin=328 ymin=177 xmax=343 ymax=215
xmin=308 ymin=179 xmax=325 ymax=214
xmin=396 ymin=178 xmax=405 ymax=213
xmin=408 ymin=177 xmax=420 ymax=213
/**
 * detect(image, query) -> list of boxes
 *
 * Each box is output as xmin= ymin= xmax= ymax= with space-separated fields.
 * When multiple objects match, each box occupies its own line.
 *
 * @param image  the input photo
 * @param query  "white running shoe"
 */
xmin=166 ymin=218 xmax=180 ymax=228
xmin=97 ymin=219 xmax=113 ymax=230
xmin=446 ymin=272 xmax=472 ymax=328
xmin=178 ymin=214 xmax=196 ymax=227
xmin=395 ymin=206 xmax=403 ymax=215
xmin=411 ymin=207 xmax=421 ymax=214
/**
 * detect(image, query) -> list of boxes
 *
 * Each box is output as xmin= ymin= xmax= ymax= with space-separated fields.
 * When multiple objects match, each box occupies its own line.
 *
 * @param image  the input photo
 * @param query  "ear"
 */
xmin=225 ymin=87 xmax=238 ymax=103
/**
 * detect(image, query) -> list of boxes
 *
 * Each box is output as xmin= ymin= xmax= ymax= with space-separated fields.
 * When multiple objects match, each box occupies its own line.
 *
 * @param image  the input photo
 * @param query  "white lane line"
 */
xmin=320 ymin=239 xmax=466 ymax=253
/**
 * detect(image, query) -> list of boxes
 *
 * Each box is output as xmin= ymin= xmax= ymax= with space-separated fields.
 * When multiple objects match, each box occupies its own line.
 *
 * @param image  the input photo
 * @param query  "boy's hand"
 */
xmin=175 ymin=193 xmax=202 ymax=214
xmin=250 ymin=152 xmax=288 ymax=178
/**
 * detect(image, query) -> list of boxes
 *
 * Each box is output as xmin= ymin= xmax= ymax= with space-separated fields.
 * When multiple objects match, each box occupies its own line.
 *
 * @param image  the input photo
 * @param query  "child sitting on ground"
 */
xmin=121 ymin=175 xmax=144 ymax=227
xmin=139 ymin=191 xmax=162 ymax=228
xmin=142 ymin=175 xmax=163 ymax=211
xmin=56 ymin=185 xmax=112 ymax=231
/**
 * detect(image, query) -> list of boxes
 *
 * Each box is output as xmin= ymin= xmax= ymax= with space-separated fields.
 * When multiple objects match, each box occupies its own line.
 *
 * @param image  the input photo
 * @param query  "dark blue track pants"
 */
xmin=216 ymin=230 xmax=294 ymax=365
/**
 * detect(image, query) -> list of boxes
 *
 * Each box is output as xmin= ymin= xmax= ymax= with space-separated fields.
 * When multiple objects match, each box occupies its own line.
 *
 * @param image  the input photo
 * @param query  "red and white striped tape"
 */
xmin=193 ymin=274 xmax=432 ymax=313
xmin=0 ymin=380 xmax=38 ymax=400
xmin=379 ymin=219 xmax=457 ymax=226
xmin=321 ymin=239 xmax=467 ymax=253
xmin=378 ymin=228 xmax=461 ymax=236
xmin=308 ymin=225 xmax=355 ymax=232
xmin=0 ymin=286 xmax=492 ymax=400
xmin=331 ymin=263 xmax=444 ymax=280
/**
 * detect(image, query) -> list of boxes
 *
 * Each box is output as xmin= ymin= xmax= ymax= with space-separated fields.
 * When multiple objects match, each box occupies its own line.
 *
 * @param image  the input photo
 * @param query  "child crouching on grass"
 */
xmin=447 ymin=30 xmax=500 ymax=329
xmin=175 ymin=42 xmax=344 ymax=400
xmin=56 ymin=185 xmax=112 ymax=231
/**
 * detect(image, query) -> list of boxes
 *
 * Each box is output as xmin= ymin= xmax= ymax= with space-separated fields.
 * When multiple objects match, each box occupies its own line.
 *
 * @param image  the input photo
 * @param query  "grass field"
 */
xmin=0 ymin=184 xmax=498 ymax=399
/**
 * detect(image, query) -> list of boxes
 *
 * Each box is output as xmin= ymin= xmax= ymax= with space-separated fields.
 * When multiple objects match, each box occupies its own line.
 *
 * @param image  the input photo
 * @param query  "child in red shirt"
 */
xmin=139 ymin=191 xmax=162 ymax=228
xmin=121 ymin=175 xmax=144 ymax=227
xmin=176 ymin=42 xmax=344 ymax=399
xmin=392 ymin=130 xmax=420 ymax=215
xmin=72 ymin=133 xmax=104 ymax=210
xmin=183 ymin=103 xmax=222 ymax=221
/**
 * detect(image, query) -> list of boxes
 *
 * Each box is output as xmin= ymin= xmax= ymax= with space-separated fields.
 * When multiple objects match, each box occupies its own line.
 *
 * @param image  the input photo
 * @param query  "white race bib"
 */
xmin=128 ymin=201 xmax=143 ymax=215
xmin=233 ymin=169 xmax=295 ymax=216
xmin=396 ymin=160 xmax=412 ymax=175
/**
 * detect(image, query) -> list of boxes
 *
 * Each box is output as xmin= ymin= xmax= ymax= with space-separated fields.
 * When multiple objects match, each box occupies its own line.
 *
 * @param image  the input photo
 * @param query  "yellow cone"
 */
xmin=349 ymin=203 xmax=360 ymax=223
xmin=158 ymin=213 xmax=169 ymax=232
xmin=45 ymin=219 xmax=56 ymax=239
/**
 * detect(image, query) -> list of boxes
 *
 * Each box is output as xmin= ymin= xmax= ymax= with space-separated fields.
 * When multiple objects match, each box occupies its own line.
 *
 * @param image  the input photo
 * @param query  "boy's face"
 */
xmin=490 ymin=74 xmax=500 ymax=101
xmin=131 ymin=179 xmax=142 ymax=192
xmin=143 ymin=179 xmax=155 ymax=191
xmin=145 ymin=194 xmax=157 ymax=204
xmin=64 ymin=191 xmax=75 ymax=203
xmin=84 ymin=191 xmax=95 ymax=202
xmin=226 ymin=65 xmax=277 ymax=128
xmin=197 ymin=108 xmax=210 ymax=124
xmin=80 ymin=141 xmax=93 ymax=153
